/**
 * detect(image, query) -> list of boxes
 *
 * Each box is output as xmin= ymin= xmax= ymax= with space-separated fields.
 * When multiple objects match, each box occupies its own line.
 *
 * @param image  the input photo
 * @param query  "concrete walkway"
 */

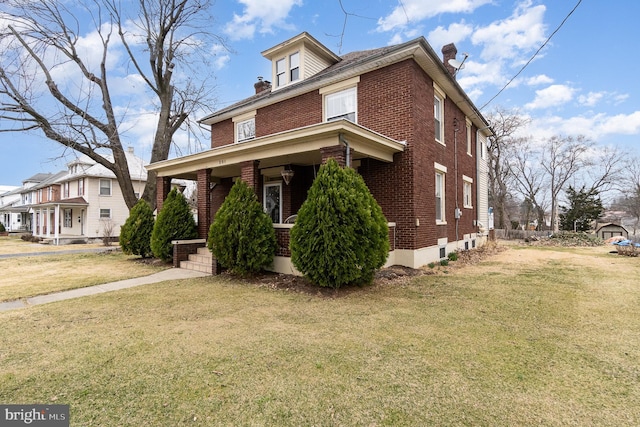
xmin=0 ymin=268 xmax=209 ymax=312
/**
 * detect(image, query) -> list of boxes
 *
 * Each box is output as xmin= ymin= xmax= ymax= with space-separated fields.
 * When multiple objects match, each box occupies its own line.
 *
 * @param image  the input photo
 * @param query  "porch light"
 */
xmin=281 ymin=166 xmax=294 ymax=185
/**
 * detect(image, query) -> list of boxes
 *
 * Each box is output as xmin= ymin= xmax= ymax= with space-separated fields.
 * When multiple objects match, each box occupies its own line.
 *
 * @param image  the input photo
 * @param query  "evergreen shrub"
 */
xmin=208 ymin=179 xmax=276 ymax=275
xmin=290 ymin=158 xmax=389 ymax=288
xmin=120 ymin=199 xmax=155 ymax=257
xmin=151 ymin=188 xmax=198 ymax=261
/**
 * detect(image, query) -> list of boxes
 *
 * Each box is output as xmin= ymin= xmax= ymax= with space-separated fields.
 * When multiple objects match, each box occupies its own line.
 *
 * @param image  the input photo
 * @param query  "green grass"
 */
xmin=1 ymin=245 xmax=639 ymax=425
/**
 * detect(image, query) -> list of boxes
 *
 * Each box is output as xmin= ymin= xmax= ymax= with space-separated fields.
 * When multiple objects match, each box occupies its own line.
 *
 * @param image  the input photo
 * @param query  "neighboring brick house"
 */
xmin=28 ymin=148 xmax=147 ymax=244
xmin=147 ymin=32 xmax=492 ymax=273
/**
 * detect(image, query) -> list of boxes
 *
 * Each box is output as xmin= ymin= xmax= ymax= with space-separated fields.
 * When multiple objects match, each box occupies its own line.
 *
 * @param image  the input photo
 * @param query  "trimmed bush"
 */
xmin=208 ymin=179 xmax=276 ymax=275
xmin=120 ymin=199 xmax=155 ymax=258
xmin=290 ymin=158 xmax=389 ymax=288
xmin=0 ymin=223 xmax=5 ymax=233
xmin=151 ymin=188 xmax=198 ymax=261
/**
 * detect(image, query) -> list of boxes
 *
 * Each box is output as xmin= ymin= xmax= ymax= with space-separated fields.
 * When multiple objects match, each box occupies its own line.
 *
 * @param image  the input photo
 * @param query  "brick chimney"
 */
xmin=442 ymin=43 xmax=458 ymax=78
xmin=254 ymin=76 xmax=271 ymax=94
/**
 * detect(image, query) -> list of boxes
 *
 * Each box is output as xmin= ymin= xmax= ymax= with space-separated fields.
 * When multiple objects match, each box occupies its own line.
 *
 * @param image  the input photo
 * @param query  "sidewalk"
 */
xmin=0 ymin=268 xmax=209 ymax=312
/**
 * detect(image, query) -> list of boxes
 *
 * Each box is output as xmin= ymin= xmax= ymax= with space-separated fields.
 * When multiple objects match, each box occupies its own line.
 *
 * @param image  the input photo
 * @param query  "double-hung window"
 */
xmin=289 ymin=52 xmax=300 ymax=82
xmin=276 ymin=58 xmax=286 ymax=87
xmin=466 ymin=121 xmax=472 ymax=155
xmin=325 ymin=87 xmax=357 ymax=122
xmin=100 ymin=209 xmax=111 ymax=219
xmin=463 ymin=176 xmax=473 ymax=208
xmin=434 ymin=95 xmax=443 ymax=143
xmin=435 ymin=163 xmax=447 ymax=224
xmin=237 ymin=118 xmax=255 ymax=142
xmin=99 ymin=179 xmax=111 ymax=196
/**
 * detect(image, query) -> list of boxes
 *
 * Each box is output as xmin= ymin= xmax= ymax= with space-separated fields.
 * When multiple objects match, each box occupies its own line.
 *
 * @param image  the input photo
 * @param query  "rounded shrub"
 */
xmin=0 ymin=223 xmax=6 ymax=233
xmin=120 ymin=199 xmax=155 ymax=258
xmin=290 ymin=158 xmax=389 ymax=288
xmin=208 ymin=179 xmax=276 ymax=275
xmin=151 ymin=188 xmax=198 ymax=261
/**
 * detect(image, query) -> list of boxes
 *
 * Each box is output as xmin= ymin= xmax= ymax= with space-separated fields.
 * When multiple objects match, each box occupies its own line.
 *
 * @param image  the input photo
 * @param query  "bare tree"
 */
xmin=540 ymin=135 xmax=593 ymax=232
xmin=485 ymin=107 xmax=530 ymax=229
xmin=0 ymin=0 xmax=223 ymax=209
xmin=507 ymin=142 xmax=549 ymax=230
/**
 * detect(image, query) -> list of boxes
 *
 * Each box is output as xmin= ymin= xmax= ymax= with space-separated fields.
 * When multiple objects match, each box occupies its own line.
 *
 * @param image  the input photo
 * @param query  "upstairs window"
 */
xmin=466 ymin=122 xmax=472 ymax=155
xmin=276 ymin=58 xmax=286 ymax=87
xmin=237 ymin=118 xmax=256 ymax=143
xmin=325 ymin=87 xmax=357 ymax=122
xmin=78 ymin=178 xmax=84 ymax=196
xmin=463 ymin=176 xmax=473 ymax=208
xmin=434 ymin=94 xmax=443 ymax=143
xmin=99 ymin=179 xmax=111 ymax=196
xmin=289 ymin=52 xmax=300 ymax=82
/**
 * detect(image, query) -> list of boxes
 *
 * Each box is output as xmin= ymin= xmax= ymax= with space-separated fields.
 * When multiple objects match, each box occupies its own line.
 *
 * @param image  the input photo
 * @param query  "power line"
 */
xmin=478 ymin=0 xmax=583 ymax=111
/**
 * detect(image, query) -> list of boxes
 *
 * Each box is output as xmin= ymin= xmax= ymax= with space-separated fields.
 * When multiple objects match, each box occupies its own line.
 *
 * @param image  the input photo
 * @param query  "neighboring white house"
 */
xmin=28 ymin=148 xmax=147 ymax=244
xmin=0 ymin=185 xmax=20 ymax=231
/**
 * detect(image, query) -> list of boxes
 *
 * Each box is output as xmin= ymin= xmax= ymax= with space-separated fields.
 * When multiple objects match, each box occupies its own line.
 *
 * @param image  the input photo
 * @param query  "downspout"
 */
xmin=339 ymin=133 xmax=351 ymax=168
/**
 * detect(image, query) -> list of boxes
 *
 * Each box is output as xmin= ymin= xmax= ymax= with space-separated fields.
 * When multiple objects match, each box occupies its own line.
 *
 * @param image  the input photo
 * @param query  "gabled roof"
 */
xmin=23 ymin=173 xmax=54 ymax=185
xmin=200 ymin=35 xmax=490 ymax=133
xmin=29 ymin=171 xmax=67 ymax=191
xmin=61 ymin=150 xmax=148 ymax=182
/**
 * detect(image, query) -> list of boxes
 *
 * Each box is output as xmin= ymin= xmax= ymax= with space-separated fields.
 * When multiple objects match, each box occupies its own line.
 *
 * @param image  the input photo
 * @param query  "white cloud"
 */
xmin=377 ymin=0 xmax=492 ymax=32
xmin=524 ymin=111 xmax=640 ymax=142
xmin=578 ymin=91 xmax=605 ymax=107
xmin=211 ymin=44 xmax=230 ymax=70
xmin=224 ymin=0 xmax=303 ymax=40
xmin=525 ymin=84 xmax=575 ymax=110
xmin=526 ymin=74 xmax=553 ymax=86
xmin=427 ymin=21 xmax=474 ymax=51
xmin=471 ymin=1 xmax=547 ymax=61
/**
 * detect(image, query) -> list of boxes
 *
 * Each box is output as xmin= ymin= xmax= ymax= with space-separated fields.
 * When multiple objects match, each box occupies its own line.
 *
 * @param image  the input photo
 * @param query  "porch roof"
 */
xmin=30 ymin=197 xmax=89 ymax=210
xmin=146 ymin=120 xmax=406 ymax=180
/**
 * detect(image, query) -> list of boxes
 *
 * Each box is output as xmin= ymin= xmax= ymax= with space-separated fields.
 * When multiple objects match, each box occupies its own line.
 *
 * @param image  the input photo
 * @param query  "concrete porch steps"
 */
xmin=179 ymin=247 xmax=213 ymax=274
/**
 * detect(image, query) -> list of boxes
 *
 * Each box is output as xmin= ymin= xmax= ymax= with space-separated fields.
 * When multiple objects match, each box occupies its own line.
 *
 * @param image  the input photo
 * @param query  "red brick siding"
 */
xmin=211 ymin=118 xmax=234 ymax=148
xmin=257 ymin=91 xmax=322 ymax=137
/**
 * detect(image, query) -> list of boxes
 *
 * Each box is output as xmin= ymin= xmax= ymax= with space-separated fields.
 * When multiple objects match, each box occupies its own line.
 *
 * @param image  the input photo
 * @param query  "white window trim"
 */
xmin=233 ymin=110 xmax=257 ymax=143
xmin=99 ymin=179 xmax=111 ymax=196
xmin=435 ymin=162 xmax=447 ymax=225
xmin=99 ymin=209 xmax=111 ymax=219
xmin=466 ymin=119 xmax=472 ymax=156
xmin=463 ymin=175 xmax=473 ymax=209
xmin=275 ymin=57 xmax=286 ymax=88
xmin=434 ymin=83 xmax=446 ymax=146
xmin=263 ymin=182 xmax=283 ymax=224
xmin=289 ymin=51 xmax=300 ymax=83
xmin=320 ymin=77 xmax=360 ymax=122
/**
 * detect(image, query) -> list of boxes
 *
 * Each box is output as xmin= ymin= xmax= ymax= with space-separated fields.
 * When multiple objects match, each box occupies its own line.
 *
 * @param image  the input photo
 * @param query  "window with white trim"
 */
xmin=435 ymin=169 xmax=446 ymax=223
xmin=263 ymin=182 xmax=282 ymax=224
xmin=99 ymin=179 xmax=111 ymax=196
xmin=434 ymin=94 xmax=444 ymax=143
xmin=466 ymin=122 xmax=472 ymax=155
xmin=289 ymin=52 xmax=300 ymax=82
xmin=99 ymin=209 xmax=111 ymax=219
xmin=63 ymin=182 xmax=70 ymax=199
xmin=78 ymin=178 xmax=84 ymax=196
xmin=325 ymin=87 xmax=357 ymax=122
xmin=463 ymin=176 xmax=473 ymax=208
xmin=236 ymin=118 xmax=255 ymax=143
xmin=64 ymin=209 xmax=72 ymax=228
xmin=276 ymin=58 xmax=286 ymax=87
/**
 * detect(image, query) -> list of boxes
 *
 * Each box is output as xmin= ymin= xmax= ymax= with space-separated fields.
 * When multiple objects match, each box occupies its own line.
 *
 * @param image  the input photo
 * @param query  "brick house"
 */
xmin=147 ymin=32 xmax=492 ymax=274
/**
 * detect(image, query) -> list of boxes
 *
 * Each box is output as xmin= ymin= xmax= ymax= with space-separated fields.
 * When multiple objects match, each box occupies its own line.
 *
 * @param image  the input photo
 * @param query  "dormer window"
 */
xmin=289 ymin=52 xmax=300 ymax=82
xmin=276 ymin=58 xmax=286 ymax=87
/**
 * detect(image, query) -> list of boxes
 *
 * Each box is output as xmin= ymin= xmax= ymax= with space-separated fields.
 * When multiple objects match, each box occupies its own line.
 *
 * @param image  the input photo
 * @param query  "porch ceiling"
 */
xmin=146 ymin=120 xmax=406 ymax=180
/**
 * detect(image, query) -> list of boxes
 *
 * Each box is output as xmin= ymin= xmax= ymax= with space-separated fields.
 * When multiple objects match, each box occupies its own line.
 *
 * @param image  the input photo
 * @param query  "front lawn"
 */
xmin=0 ymin=244 xmax=638 ymax=425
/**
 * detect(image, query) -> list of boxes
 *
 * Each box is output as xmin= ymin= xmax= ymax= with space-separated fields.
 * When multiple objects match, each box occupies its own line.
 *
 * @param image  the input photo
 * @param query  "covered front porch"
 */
xmin=31 ymin=198 xmax=89 ymax=245
xmin=147 ymin=120 xmax=405 ymax=274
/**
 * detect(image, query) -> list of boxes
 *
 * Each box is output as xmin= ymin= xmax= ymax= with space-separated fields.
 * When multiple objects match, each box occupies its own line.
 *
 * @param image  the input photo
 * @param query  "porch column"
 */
xmin=156 ymin=176 xmax=172 ymax=212
xmin=196 ymin=168 xmax=212 ymax=239
xmin=320 ymin=145 xmax=352 ymax=167
xmin=54 ymin=205 xmax=60 ymax=245
xmin=240 ymin=160 xmax=260 ymax=191
xmin=45 ymin=207 xmax=50 ymax=237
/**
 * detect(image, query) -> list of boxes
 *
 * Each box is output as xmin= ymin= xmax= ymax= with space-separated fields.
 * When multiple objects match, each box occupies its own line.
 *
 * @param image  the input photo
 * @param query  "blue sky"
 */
xmin=1 ymin=0 xmax=639 ymax=186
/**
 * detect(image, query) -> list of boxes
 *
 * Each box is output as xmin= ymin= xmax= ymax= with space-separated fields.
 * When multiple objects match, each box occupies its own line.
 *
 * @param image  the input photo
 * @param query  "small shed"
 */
xmin=596 ymin=223 xmax=628 ymax=240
